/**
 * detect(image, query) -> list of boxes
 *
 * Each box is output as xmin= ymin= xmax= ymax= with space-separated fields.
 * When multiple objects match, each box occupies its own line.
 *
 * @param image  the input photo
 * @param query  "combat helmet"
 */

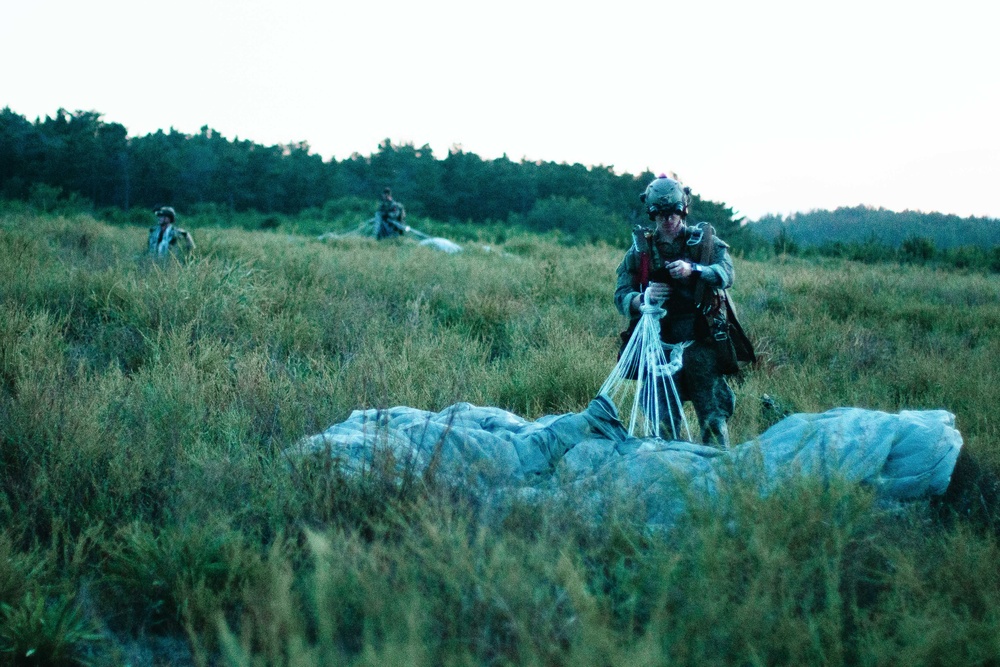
xmin=640 ymin=176 xmax=691 ymax=220
xmin=154 ymin=206 xmax=176 ymax=222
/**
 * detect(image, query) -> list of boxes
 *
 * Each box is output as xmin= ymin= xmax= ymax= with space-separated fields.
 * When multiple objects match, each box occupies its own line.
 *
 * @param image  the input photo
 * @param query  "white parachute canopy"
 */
xmin=318 ymin=220 xmax=464 ymax=254
xmin=419 ymin=237 xmax=463 ymax=254
xmin=599 ymin=290 xmax=692 ymax=441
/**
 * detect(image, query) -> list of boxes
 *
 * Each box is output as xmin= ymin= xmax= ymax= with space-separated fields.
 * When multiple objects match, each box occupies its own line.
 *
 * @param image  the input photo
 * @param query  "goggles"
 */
xmin=647 ymin=204 xmax=684 ymax=220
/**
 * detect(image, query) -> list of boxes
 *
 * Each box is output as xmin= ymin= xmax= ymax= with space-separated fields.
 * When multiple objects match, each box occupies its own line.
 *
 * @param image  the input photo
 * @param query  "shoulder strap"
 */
xmin=637 ymin=231 xmax=653 ymax=291
xmin=693 ymin=224 xmax=715 ymax=310
xmin=638 ymin=252 xmax=650 ymax=291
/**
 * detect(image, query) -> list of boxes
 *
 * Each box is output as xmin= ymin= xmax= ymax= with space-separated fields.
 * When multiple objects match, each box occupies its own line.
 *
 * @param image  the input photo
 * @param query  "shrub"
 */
xmin=0 ymin=593 xmax=102 ymax=667
xmin=773 ymin=226 xmax=799 ymax=255
xmin=941 ymin=244 xmax=985 ymax=270
xmin=900 ymin=235 xmax=936 ymax=264
xmin=100 ymin=521 xmax=261 ymax=638
xmin=321 ymin=196 xmax=372 ymax=220
xmin=510 ymin=196 xmax=628 ymax=246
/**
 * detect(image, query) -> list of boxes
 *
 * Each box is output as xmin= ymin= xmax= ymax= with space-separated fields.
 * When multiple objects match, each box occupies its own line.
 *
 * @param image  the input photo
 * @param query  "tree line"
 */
xmin=751 ymin=206 xmax=1000 ymax=250
xmin=0 ymin=106 xmax=743 ymax=243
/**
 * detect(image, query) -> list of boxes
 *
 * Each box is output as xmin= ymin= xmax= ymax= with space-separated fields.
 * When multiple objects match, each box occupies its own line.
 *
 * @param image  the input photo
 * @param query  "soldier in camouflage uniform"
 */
xmin=374 ymin=187 xmax=408 ymax=239
xmin=614 ymin=176 xmax=736 ymax=447
xmin=148 ymin=206 xmax=195 ymax=260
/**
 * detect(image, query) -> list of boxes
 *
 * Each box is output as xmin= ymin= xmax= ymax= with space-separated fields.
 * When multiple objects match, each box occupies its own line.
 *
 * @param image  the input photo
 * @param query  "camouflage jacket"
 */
xmin=376 ymin=198 xmax=406 ymax=224
xmin=614 ymin=224 xmax=734 ymax=341
xmin=148 ymin=223 xmax=195 ymax=258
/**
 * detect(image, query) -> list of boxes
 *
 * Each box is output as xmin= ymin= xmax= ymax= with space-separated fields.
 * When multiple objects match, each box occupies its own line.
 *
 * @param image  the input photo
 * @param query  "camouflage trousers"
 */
xmin=374 ymin=215 xmax=405 ymax=240
xmin=660 ymin=341 xmax=735 ymax=447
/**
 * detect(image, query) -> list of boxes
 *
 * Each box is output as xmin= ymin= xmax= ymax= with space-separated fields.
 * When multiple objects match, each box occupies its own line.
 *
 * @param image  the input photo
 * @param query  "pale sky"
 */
xmin=2 ymin=0 xmax=997 ymax=220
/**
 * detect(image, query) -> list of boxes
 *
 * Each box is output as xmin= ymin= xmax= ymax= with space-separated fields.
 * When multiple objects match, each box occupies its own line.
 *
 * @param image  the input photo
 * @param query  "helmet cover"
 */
xmin=640 ymin=177 xmax=690 ymax=219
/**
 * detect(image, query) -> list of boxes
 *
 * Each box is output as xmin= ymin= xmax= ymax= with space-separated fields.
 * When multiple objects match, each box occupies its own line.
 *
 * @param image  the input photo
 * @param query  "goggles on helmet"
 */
xmin=647 ymin=202 xmax=685 ymax=220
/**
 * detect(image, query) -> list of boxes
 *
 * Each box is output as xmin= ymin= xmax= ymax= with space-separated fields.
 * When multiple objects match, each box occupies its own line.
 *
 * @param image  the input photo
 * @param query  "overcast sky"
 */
xmin=2 ymin=0 xmax=997 ymax=220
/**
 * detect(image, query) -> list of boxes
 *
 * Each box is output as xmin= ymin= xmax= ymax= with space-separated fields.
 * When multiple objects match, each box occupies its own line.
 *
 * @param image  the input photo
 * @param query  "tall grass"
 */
xmin=1 ymin=212 xmax=999 ymax=665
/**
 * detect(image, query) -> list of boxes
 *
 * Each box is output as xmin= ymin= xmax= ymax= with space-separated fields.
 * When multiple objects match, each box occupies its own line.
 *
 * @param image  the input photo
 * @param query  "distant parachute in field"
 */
xmin=419 ymin=237 xmax=463 ymax=254
xmin=318 ymin=218 xmax=464 ymax=253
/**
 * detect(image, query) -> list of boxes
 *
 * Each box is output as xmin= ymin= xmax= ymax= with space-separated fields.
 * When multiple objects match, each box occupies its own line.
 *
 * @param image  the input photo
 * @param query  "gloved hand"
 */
xmin=666 ymin=260 xmax=695 ymax=279
xmin=645 ymin=281 xmax=671 ymax=304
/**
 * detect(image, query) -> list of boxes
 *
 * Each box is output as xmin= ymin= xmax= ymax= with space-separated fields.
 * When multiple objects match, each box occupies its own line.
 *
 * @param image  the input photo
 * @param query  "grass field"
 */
xmin=1 ymin=210 xmax=999 ymax=665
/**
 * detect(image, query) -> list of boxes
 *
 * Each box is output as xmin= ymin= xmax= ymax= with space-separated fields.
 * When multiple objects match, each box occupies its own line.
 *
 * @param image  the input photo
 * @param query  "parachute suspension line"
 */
xmin=599 ymin=295 xmax=692 ymax=441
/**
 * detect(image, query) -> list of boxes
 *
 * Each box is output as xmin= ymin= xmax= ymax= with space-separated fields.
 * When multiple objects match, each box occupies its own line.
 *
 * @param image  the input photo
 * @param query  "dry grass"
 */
xmin=2 ymin=211 xmax=999 ymax=665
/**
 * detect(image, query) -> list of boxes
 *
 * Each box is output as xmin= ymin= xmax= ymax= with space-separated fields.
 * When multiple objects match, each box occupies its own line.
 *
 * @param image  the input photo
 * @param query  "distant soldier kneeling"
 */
xmin=373 ymin=187 xmax=409 ymax=240
xmin=148 ymin=206 xmax=195 ymax=260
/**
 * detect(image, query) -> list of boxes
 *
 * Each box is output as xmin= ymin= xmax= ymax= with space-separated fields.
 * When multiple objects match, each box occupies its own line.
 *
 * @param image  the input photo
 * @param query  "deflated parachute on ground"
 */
xmin=287 ymin=397 xmax=962 ymax=528
xmin=318 ymin=218 xmax=463 ymax=253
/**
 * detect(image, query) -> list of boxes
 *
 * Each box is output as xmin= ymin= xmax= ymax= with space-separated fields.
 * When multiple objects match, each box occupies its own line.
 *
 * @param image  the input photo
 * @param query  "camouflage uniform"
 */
xmin=614 ymin=224 xmax=736 ymax=446
xmin=374 ymin=195 xmax=407 ymax=240
xmin=148 ymin=222 xmax=195 ymax=259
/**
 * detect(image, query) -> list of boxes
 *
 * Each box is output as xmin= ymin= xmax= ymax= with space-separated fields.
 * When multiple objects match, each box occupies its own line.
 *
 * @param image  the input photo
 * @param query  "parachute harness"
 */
xmin=599 ymin=287 xmax=692 ymax=441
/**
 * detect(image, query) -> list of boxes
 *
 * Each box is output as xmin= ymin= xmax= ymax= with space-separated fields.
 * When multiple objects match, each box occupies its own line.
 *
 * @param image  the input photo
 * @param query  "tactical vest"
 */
xmin=619 ymin=223 xmax=754 ymax=372
xmin=643 ymin=228 xmax=714 ymax=343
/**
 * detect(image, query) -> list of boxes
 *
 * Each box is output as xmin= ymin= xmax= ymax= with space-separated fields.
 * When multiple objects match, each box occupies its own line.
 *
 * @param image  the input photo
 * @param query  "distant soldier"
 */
xmin=148 ymin=206 xmax=195 ymax=260
xmin=374 ymin=187 xmax=409 ymax=239
xmin=614 ymin=176 xmax=738 ymax=447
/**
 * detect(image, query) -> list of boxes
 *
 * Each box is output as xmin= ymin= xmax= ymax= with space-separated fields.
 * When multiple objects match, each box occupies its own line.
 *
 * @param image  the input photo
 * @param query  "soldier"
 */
xmin=148 ymin=206 xmax=195 ymax=260
xmin=374 ymin=187 xmax=409 ymax=239
xmin=613 ymin=176 xmax=736 ymax=447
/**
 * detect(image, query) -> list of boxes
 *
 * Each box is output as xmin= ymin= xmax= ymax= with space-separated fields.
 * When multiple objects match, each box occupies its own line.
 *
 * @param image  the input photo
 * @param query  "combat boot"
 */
xmin=701 ymin=419 xmax=730 ymax=449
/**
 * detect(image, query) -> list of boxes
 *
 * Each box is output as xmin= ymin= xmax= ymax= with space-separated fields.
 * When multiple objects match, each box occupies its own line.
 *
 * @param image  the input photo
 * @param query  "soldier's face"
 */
xmin=158 ymin=215 xmax=171 ymax=225
xmin=655 ymin=212 xmax=684 ymax=237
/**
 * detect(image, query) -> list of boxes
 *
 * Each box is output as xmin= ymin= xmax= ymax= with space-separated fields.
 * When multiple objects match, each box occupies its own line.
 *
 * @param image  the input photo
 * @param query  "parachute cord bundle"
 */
xmin=599 ymin=297 xmax=692 ymax=441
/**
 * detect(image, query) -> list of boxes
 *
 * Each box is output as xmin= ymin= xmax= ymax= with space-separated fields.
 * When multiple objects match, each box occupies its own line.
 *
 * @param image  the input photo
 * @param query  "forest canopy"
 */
xmin=6 ymin=106 xmax=998 ymax=252
xmin=0 ymin=106 xmax=741 ymax=242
